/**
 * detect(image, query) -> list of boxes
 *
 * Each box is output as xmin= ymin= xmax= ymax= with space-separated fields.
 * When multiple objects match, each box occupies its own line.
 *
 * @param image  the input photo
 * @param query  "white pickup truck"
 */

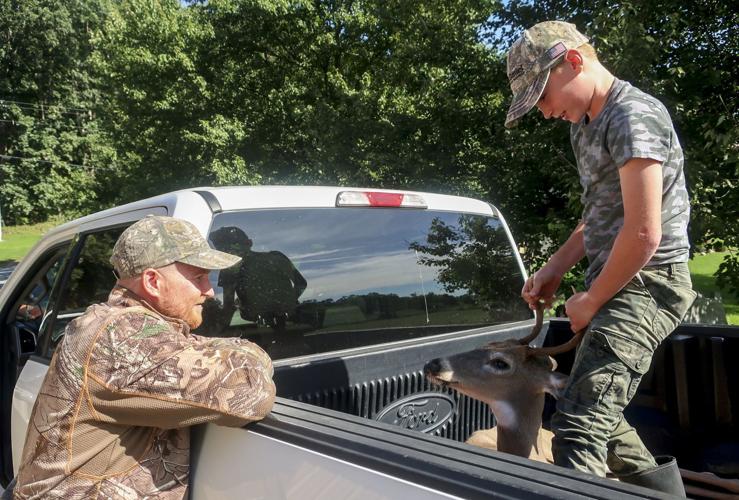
xmin=3 ymin=186 xmax=730 ymax=498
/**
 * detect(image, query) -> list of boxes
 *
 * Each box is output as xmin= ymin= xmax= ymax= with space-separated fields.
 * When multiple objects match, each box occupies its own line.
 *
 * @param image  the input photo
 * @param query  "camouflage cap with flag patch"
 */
xmin=110 ymin=215 xmax=241 ymax=279
xmin=504 ymin=21 xmax=589 ymax=128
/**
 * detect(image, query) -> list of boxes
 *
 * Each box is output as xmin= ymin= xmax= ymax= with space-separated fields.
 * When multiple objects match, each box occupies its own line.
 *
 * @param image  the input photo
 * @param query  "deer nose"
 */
xmin=424 ymin=358 xmax=443 ymax=376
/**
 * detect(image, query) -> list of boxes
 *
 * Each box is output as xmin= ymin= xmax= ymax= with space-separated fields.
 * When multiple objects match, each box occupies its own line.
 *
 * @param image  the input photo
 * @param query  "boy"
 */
xmin=505 ymin=21 xmax=695 ymax=496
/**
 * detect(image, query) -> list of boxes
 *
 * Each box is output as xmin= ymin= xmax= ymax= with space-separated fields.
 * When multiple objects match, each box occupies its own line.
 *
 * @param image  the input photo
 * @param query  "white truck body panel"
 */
xmin=10 ymin=360 xmax=47 ymax=474
xmin=190 ymin=426 xmax=461 ymax=500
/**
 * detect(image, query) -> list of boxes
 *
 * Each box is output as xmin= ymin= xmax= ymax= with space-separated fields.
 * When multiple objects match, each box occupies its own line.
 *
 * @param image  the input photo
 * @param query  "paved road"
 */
xmin=0 ymin=263 xmax=16 ymax=288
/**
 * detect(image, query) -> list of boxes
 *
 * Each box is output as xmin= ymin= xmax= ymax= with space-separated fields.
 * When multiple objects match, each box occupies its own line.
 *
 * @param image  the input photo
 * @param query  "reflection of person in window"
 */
xmin=210 ymin=226 xmax=307 ymax=331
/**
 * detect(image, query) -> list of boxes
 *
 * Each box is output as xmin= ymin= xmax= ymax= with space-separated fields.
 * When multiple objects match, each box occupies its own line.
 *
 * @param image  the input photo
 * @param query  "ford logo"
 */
xmin=375 ymin=393 xmax=455 ymax=433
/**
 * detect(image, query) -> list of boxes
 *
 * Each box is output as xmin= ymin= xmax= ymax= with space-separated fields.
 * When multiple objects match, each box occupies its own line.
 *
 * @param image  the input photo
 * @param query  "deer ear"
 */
xmin=543 ymin=372 xmax=568 ymax=399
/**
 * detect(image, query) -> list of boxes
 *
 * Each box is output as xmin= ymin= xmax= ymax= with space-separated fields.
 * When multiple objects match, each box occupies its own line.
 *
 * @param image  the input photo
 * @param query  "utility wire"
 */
xmin=0 ymin=105 xmax=92 ymax=119
xmin=0 ymin=98 xmax=92 ymax=114
xmin=0 ymin=117 xmax=91 ymax=126
xmin=0 ymin=154 xmax=115 ymax=172
xmin=0 ymin=118 xmax=91 ymax=126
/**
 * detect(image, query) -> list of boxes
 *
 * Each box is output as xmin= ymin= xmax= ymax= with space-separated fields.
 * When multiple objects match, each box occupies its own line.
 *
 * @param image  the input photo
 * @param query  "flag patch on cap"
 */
xmin=546 ymin=42 xmax=567 ymax=61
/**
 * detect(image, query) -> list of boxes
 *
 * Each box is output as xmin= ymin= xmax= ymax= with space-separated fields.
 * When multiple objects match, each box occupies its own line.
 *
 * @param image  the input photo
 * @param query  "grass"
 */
xmin=688 ymin=251 xmax=739 ymax=325
xmin=0 ymin=220 xmax=61 ymax=266
xmin=1 ymin=220 xmax=737 ymax=324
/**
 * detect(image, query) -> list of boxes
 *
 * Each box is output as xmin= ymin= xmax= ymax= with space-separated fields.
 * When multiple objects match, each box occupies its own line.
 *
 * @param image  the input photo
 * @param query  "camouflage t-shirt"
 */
xmin=14 ymin=287 xmax=276 ymax=499
xmin=571 ymin=78 xmax=690 ymax=287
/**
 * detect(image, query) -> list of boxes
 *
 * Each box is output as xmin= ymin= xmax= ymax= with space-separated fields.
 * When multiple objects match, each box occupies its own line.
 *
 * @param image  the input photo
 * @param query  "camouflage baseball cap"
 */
xmin=504 ymin=21 xmax=589 ymax=128
xmin=110 ymin=215 xmax=241 ymax=279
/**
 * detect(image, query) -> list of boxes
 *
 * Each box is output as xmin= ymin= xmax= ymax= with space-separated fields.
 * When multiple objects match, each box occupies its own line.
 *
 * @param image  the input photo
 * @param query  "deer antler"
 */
xmin=517 ymin=302 xmax=544 ymax=345
xmin=519 ymin=302 xmax=585 ymax=357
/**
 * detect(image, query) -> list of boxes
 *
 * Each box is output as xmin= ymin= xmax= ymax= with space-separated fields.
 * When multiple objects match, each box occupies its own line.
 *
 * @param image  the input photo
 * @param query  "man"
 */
xmin=14 ymin=215 xmax=276 ymax=499
xmin=506 ymin=21 xmax=695 ymax=495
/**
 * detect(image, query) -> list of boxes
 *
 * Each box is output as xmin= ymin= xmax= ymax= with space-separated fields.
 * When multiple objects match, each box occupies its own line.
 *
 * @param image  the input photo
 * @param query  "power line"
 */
xmin=0 ymin=118 xmax=94 ymax=127
xmin=0 ymin=154 xmax=115 ymax=172
xmin=0 ymin=98 xmax=92 ymax=114
xmin=0 ymin=104 xmax=92 ymax=119
xmin=0 ymin=118 xmax=91 ymax=126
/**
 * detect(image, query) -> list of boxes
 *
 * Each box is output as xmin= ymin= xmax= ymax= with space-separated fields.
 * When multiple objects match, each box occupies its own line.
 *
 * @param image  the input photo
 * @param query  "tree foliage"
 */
xmin=484 ymin=0 xmax=738 ymax=291
xmin=1 ymin=0 xmax=736 ymax=291
xmin=0 ymin=0 xmax=114 ymax=224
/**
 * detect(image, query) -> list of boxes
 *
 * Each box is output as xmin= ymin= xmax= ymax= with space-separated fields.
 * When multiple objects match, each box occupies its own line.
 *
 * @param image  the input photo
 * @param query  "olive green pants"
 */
xmin=551 ymin=262 xmax=697 ymax=477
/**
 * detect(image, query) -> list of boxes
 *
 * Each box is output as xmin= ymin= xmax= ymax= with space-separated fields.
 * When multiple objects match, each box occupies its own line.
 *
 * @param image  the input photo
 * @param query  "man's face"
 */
xmin=535 ymin=58 xmax=592 ymax=124
xmin=156 ymin=262 xmax=215 ymax=329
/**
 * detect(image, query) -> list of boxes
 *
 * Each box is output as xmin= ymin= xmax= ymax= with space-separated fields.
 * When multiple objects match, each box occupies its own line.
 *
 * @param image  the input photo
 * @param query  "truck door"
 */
xmin=0 ymin=244 xmax=71 ymax=485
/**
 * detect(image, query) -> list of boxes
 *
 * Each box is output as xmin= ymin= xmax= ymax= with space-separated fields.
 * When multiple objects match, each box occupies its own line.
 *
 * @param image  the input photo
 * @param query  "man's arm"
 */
xmin=85 ymin=310 xmax=276 ymax=429
xmin=565 ymin=158 xmax=663 ymax=331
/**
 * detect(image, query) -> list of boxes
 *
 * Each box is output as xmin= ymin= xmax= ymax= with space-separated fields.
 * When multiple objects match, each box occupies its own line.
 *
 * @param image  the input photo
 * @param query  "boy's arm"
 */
xmin=547 ymin=221 xmax=587 ymax=275
xmin=565 ymin=158 xmax=663 ymax=331
xmin=522 ymin=222 xmax=586 ymax=308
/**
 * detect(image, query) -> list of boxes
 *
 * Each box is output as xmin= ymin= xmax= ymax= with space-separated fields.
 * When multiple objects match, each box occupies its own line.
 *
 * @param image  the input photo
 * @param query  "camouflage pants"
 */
xmin=551 ymin=262 xmax=696 ymax=477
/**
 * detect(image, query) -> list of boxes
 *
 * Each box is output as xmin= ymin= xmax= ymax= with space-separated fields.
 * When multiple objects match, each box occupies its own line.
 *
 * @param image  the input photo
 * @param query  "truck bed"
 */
xmin=271 ymin=319 xmax=739 ymax=480
xmin=544 ymin=320 xmax=739 ymax=477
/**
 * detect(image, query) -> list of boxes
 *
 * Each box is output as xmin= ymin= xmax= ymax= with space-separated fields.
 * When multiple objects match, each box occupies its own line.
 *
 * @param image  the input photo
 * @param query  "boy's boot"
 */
xmin=619 ymin=455 xmax=686 ymax=497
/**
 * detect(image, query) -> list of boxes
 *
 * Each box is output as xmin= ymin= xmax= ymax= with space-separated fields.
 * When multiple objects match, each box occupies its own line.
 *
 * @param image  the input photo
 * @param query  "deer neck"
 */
xmin=486 ymin=391 xmax=545 ymax=458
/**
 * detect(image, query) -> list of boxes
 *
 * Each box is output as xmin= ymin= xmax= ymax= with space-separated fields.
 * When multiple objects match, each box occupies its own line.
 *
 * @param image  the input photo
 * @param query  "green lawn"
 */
xmin=688 ymin=251 xmax=738 ymax=325
xmin=1 ymin=221 xmax=737 ymax=324
xmin=0 ymin=220 xmax=60 ymax=266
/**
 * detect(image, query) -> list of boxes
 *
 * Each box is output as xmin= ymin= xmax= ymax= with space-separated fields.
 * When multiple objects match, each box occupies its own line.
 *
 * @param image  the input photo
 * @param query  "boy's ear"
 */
xmin=564 ymin=49 xmax=583 ymax=70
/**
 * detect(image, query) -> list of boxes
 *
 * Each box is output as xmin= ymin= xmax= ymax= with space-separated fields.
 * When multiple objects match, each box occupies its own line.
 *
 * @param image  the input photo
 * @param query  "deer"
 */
xmin=424 ymin=309 xmax=739 ymax=498
xmin=423 ymin=304 xmax=583 ymax=464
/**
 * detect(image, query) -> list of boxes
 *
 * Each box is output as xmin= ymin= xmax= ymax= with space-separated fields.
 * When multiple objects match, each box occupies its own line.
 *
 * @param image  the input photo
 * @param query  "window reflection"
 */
xmin=199 ymin=208 xmax=529 ymax=358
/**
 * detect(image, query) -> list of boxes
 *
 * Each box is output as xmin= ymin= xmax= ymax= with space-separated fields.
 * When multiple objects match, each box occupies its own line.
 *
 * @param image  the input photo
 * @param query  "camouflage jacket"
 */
xmin=14 ymin=287 xmax=276 ymax=499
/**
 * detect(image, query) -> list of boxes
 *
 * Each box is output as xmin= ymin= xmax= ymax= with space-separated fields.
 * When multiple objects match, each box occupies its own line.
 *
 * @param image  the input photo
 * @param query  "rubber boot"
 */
xmin=619 ymin=455 xmax=686 ymax=497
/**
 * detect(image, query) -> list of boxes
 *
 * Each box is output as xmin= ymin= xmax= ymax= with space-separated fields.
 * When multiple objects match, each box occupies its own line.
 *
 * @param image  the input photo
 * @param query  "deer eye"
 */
xmin=488 ymin=358 xmax=510 ymax=371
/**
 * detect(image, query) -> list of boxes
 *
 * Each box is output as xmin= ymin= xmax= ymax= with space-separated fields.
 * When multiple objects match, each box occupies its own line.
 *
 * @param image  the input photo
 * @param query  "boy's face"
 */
xmin=535 ymin=51 xmax=592 ymax=124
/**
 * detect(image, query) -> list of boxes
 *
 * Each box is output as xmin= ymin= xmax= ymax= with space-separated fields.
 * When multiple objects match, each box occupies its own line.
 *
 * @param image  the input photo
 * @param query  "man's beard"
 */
xmin=184 ymin=307 xmax=203 ymax=330
xmin=158 ymin=297 xmax=203 ymax=330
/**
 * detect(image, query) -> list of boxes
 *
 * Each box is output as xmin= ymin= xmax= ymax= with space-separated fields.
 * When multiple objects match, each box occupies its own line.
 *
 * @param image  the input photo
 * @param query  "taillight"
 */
xmin=336 ymin=191 xmax=427 ymax=208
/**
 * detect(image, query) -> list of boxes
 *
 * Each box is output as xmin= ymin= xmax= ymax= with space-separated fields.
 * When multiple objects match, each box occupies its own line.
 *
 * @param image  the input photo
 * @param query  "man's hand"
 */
xmin=522 ymin=265 xmax=563 ymax=310
xmin=564 ymin=291 xmax=600 ymax=332
xmin=18 ymin=304 xmax=42 ymax=321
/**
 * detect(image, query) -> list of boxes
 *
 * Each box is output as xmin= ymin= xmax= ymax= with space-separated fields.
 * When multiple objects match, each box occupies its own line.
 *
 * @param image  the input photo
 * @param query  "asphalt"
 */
xmin=0 ymin=263 xmax=17 ymax=289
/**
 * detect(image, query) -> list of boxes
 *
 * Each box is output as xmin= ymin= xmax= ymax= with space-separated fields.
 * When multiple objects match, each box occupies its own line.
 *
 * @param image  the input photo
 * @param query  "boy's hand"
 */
xmin=565 ymin=291 xmax=599 ymax=332
xmin=521 ymin=265 xmax=562 ymax=310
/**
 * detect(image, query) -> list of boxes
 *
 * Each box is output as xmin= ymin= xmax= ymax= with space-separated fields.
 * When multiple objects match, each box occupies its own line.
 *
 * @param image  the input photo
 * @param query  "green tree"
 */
xmin=410 ymin=214 xmax=530 ymax=320
xmin=181 ymin=0 xmax=502 ymax=189
xmin=3 ymin=0 xmax=736 ymax=295
xmin=91 ymin=0 xmax=250 ymax=203
xmin=485 ymin=0 xmax=738 ymax=293
xmin=0 ymin=0 xmax=113 ymax=224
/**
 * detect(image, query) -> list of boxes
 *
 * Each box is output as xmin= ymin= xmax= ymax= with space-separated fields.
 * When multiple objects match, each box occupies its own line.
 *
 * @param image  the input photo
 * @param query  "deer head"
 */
xmin=424 ymin=304 xmax=583 ymax=428
xmin=423 ymin=304 xmax=583 ymax=457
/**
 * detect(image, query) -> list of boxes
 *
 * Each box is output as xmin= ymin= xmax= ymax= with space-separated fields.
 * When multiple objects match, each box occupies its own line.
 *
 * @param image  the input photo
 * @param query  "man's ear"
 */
xmin=564 ymin=49 xmax=583 ymax=70
xmin=141 ymin=268 xmax=163 ymax=298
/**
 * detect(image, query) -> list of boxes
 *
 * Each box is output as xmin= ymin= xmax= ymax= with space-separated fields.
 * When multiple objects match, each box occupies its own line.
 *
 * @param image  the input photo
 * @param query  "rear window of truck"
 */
xmin=197 ymin=208 xmax=530 ymax=358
